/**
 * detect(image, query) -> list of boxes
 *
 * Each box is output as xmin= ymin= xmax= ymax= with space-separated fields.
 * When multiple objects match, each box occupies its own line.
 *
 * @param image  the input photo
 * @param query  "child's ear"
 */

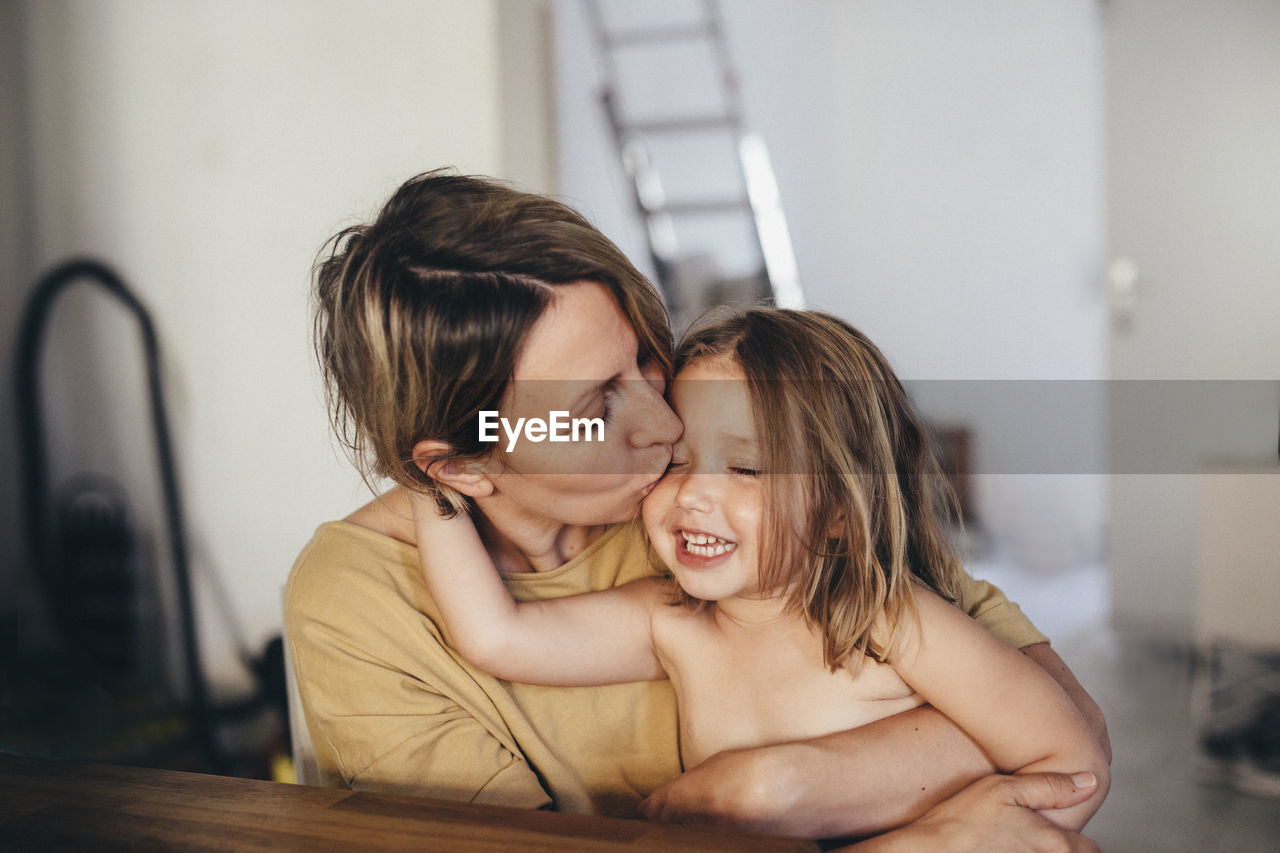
xmin=825 ymin=510 xmax=846 ymax=540
xmin=412 ymin=439 xmax=495 ymax=499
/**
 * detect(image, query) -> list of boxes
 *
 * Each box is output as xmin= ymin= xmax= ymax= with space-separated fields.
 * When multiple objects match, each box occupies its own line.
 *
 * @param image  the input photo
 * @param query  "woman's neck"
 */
xmin=471 ymin=493 xmax=606 ymax=574
xmin=348 ymin=487 xmax=604 ymax=574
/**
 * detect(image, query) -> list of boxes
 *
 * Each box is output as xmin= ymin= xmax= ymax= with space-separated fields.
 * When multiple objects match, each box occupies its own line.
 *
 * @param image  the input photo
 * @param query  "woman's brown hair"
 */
xmin=313 ymin=169 xmax=672 ymax=514
xmin=672 ymin=308 xmax=964 ymax=670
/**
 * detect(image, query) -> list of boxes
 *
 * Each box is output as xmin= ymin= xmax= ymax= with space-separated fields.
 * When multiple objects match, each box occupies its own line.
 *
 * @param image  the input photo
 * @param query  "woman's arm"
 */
xmin=640 ymin=640 xmax=1105 ymax=837
xmin=642 ymin=703 xmax=994 ymax=836
xmin=888 ymin=587 xmax=1110 ymax=830
xmin=410 ymin=491 xmax=664 ymax=686
xmin=285 ymin=528 xmax=553 ymax=806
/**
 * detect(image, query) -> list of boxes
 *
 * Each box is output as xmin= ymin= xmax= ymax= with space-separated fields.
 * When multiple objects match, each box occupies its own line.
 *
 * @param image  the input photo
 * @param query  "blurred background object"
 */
xmin=11 ymin=257 xmax=288 ymax=777
xmin=584 ymin=0 xmax=803 ymax=332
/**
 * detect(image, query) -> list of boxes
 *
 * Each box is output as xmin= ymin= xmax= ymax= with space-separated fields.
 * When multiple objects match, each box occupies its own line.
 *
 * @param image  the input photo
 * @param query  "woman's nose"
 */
xmin=628 ymin=379 xmax=683 ymax=449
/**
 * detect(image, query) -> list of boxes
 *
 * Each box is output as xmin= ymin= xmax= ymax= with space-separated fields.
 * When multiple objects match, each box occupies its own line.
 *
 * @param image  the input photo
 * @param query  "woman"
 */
xmin=285 ymin=170 xmax=1107 ymax=846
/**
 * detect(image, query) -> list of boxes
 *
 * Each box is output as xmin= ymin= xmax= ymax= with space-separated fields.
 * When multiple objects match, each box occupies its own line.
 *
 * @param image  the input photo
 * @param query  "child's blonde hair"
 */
xmin=673 ymin=308 xmax=964 ymax=670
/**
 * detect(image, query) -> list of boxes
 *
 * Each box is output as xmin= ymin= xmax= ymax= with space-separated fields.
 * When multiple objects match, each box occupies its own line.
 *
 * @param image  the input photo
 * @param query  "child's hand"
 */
xmin=408 ymin=485 xmax=492 ymax=583
xmin=407 ymin=488 xmax=473 ymax=552
xmin=407 ymin=488 xmax=448 ymax=524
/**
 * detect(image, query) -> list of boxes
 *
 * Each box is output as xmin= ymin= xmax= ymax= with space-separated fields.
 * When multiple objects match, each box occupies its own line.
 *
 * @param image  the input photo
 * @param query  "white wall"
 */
xmin=498 ymin=0 xmax=559 ymax=194
xmin=7 ymin=0 xmax=506 ymax=694
xmin=555 ymin=0 xmax=1107 ymax=571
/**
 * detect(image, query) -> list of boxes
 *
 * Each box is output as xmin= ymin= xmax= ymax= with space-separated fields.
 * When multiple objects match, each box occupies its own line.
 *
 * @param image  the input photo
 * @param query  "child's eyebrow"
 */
xmin=719 ymin=433 xmax=759 ymax=451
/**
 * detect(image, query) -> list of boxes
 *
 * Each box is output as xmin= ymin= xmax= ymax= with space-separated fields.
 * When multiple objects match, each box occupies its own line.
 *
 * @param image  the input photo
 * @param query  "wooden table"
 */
xmin=0 ymin=753 xmax=819 ymax=851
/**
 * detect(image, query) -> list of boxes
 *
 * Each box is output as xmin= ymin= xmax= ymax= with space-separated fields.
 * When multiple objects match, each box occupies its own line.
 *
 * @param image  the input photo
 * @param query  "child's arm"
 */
xmin=409 ymin=491 xmax=664 ymax=687
xmin=888 ymin=586 xmax=1110 ymax=830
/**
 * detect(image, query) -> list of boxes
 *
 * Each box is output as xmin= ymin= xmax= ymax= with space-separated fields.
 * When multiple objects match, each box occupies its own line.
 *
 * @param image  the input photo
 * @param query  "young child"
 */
xmin=411 ymin=308 xmax=1108 ymax=830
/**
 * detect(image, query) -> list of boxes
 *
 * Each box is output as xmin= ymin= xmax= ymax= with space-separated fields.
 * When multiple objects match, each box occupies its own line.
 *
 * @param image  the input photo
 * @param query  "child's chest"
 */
xmin=653 ymin=610 xmax=924 ymax=769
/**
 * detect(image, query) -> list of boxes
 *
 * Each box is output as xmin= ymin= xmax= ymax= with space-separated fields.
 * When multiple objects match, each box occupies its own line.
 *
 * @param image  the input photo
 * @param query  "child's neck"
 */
xmin=711 ymin=593 xmax=794 ymax=631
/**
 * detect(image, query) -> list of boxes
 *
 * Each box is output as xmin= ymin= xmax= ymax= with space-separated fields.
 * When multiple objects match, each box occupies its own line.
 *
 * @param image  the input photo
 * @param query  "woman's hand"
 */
xmin=841 ymin=772 xmax=1101 ymax=853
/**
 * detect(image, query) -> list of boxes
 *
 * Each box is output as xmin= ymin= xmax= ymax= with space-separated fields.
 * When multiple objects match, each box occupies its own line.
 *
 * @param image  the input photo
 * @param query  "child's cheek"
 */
xmin=640 ymin=476 xmax=673 ymax=540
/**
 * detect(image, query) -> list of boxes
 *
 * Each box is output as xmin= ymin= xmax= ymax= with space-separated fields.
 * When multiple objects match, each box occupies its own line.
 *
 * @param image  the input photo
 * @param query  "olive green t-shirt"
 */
xmin=285 ymin=519 xmax=1047 ymax=817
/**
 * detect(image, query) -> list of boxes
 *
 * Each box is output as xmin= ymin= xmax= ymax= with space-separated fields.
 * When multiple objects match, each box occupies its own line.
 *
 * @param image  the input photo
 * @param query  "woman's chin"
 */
xmin=560 ymin=496 xmax=646 ymax=527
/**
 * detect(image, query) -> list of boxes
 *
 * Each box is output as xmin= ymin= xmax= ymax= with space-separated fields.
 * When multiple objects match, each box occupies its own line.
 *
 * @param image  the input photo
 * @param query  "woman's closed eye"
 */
xmin=729 ymin=465 xmax=760 ymax=478
xmin=592 ymin=382 xmax=617 ymax=423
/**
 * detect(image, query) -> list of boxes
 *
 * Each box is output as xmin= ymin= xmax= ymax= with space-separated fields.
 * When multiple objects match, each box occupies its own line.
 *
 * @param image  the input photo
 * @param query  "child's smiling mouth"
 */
xmin=677 ymin=529 xmax=739 ymax=563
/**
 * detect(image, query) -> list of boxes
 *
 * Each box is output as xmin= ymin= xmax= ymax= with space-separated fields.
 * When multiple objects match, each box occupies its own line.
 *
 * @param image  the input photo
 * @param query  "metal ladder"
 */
xmin=585 ymin=0 xmax=804 ymax=331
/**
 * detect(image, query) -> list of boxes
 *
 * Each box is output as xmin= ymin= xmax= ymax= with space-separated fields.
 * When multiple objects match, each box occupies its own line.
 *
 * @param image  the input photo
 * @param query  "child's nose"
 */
xmin=674 ymin=474 xmax=714 ymax=513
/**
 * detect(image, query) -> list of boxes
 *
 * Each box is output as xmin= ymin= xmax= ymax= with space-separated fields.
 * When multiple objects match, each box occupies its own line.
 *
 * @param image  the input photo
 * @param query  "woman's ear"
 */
xmin=412 ymin=439 xmax=495 ymax=499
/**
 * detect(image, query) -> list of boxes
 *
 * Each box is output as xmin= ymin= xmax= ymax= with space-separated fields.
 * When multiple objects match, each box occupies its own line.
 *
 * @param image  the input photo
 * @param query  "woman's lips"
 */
xmin=674 ymin=529 xmax=738 ymax=569
xmin=640 ymin=451 xmax=672 ymax=497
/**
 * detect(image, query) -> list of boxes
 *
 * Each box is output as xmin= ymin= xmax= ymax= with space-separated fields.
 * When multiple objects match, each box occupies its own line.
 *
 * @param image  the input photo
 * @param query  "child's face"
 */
xmin=642 ymin=356 xmax=766 ymax=602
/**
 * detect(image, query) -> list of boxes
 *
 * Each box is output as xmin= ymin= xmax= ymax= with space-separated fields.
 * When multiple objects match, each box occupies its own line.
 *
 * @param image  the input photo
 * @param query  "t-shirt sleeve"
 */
xmin=284 ymin=531 xmax=551 ymax=808
xmin=954 ymin=571 xmax=1050 ymax=649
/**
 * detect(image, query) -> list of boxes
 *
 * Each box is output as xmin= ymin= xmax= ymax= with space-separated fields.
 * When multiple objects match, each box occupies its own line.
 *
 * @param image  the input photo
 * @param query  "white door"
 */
xmin=1105 ymin=0 xmax=1280 ymax=634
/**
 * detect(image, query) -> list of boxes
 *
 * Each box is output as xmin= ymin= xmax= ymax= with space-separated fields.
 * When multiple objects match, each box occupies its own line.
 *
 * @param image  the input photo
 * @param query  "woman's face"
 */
xmin=482 ymin=280 xmax=682 ymax=526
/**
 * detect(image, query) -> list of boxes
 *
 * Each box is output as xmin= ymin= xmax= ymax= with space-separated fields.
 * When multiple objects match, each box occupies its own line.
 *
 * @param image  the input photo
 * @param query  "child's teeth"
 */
xmin=681 ymin=531 xmax=736 ymax=556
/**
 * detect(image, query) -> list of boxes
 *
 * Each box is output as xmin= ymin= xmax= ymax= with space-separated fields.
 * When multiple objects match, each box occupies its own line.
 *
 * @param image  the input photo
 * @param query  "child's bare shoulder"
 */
xmin=647 ymin=594 xmax=716 ymax=638
xmin=607 ymin=576 xmax=671 ymax=608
